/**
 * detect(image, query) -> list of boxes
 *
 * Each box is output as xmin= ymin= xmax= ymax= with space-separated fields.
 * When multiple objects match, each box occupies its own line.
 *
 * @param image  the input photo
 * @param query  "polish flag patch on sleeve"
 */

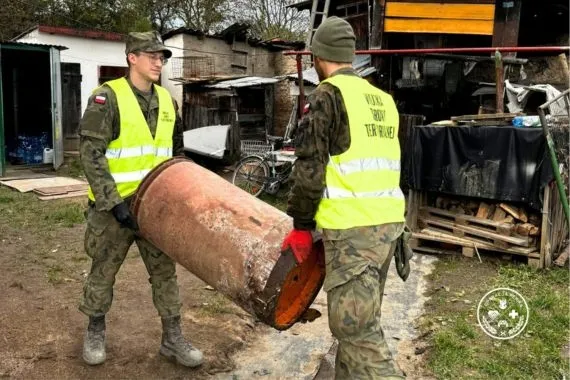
xmin=94 ymin=95 xmax=106 ymax=105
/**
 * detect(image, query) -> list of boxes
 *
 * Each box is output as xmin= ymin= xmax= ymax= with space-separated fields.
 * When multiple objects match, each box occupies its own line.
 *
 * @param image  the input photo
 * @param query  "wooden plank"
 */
xmin=414 ymin=229 xmax=538 ymax=256
xmin=423 ymin=207 xmax=512 ymax=232
xmin=0 ymin=177 xmax=86 ymax=193
xmin=371 ymin=0 xmax=386 ymax=49
xmin=492 ymin=0 xmax=522 ymax=55
xmin=385 ymin=2 xmax=495 ymax=20
xmin=384 ymin=18 xmax=494 ymax=35
xmin=406 ymin=189 xmax=419 ymax=231
xmin=37 ymin=190 xmax=87 ymax=201
xmin=544 ymin=243 xmax=552 ymax=268
xmin=409 ymin=239 xmax=459 ymax=255
xmin=421 ymin=217 xmax=530 ymax=247
xmin=554 ymin=245 xmax=569 ymax=267
xmin=33 ymin=184 xmax=88 ymax=196
xmin=386 ymin=0 xmax=495 ymax=4
xmin=539 ymin=184 xmax=551 ymax=270
xmin=451 ymin=113 xmax=520 ymax=121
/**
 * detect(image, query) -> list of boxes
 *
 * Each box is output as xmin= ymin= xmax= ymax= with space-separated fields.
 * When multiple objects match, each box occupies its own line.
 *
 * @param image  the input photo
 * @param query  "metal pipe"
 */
xmin=537 ymin=95 xmax=570 ymax=227
xmin=284 ymin=46 xmax=570 ymax=56
xmin=131 ymin=158 xmax=325 ymax=331
xmin=296 ymin=54 xmax=305 ymax=119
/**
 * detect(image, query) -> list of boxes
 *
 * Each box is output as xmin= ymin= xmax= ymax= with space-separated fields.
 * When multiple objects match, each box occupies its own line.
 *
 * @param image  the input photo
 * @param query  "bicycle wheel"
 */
xmin=232 ymin=156 xmax=270 ymax=197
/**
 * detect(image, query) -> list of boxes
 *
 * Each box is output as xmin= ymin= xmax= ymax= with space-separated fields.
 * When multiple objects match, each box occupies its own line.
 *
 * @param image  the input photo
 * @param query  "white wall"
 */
xmin=162 ymin=34 xmax=184 ymax=112
xmin=17 ymin=30 xmax=127 ymax=114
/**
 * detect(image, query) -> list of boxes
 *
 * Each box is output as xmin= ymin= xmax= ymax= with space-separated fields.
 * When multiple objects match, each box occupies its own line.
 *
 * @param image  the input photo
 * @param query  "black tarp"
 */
xmin=405 ymin=126 xmax=554 ymax=211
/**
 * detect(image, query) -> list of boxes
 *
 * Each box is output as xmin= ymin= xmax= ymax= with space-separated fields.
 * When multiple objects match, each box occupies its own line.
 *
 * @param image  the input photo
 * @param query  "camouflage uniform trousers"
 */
xmin=322 ymin=222 xmax=405 ymax=380
xmin=79 ymin=204 xmax=182 ymax=318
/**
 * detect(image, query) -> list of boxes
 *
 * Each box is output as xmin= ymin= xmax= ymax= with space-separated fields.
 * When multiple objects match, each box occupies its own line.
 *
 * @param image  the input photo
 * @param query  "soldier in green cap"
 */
xmin=283 ymin=17 xmax=407 ymax=379
xmin=78 ymin=30 xmax=203 ymax=368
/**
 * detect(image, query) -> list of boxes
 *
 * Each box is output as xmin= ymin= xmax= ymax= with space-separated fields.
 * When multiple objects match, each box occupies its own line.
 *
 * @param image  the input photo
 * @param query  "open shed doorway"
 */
xmin=0 ymin=42 xmax=65 ymax=176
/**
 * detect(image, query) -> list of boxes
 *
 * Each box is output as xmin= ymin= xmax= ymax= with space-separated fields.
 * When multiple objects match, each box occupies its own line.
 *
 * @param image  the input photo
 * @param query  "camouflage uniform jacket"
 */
xmin=287 ymin=68 xmax=405 ymax=293
xmin=79 ymin=77 xmax=184 ymax=212
xmin=287 ymin=67 xmax=357 ymax=230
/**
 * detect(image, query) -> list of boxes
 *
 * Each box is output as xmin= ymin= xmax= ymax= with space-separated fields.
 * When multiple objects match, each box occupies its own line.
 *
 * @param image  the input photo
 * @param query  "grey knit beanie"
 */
xmin=311 ymin=16 xmax=356 ymax=63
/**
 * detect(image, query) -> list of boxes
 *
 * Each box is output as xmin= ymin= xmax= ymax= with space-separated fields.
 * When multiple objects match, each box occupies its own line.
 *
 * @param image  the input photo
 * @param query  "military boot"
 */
xmin=159 ymin=315 xmax=203 ymax=367
xmin=83 ymin=315 xmax=106 ymax=365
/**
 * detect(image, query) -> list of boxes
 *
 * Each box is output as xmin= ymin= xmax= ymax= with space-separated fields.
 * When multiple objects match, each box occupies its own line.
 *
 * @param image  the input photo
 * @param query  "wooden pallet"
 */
xmin=411 ymin=229 xmax=539 ymax=256
xmin=406 ymin=189 xmax=559 ymax=269
xmin=410 ymin=231 xmax=541 ymax=267
xmin=419 ymin=217 xmax=534 ymax=249
xmin=419 ymin=207 xmax=535 ymax=248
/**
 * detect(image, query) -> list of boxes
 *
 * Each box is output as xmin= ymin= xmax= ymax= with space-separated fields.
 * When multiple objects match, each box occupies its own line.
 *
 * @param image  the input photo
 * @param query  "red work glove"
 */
xmin=281 ymin=229 xmax=313 ymax=264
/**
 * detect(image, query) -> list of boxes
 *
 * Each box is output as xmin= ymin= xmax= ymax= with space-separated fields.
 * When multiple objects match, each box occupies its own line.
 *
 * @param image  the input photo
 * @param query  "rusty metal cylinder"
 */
xmin=131 ymin=158 xmax=325 ymax=330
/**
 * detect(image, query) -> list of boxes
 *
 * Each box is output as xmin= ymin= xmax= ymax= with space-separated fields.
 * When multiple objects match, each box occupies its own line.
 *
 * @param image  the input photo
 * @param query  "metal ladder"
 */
xmin=305 ymin=0 xmax=331 ymax=49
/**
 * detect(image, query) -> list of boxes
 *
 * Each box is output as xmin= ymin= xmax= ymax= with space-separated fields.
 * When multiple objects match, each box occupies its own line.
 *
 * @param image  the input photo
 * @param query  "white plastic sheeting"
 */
xmin=183 ymin=125 xmax=230 ymax=159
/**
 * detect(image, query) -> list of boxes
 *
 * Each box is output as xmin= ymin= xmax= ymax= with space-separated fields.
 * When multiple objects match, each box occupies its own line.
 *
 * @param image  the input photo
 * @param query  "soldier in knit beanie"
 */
xmin=286 ymin=13 xmax=407 ymax=380
xmin=311 ymin=16 xmax=356 ymax=63
xmin=310 ymin=16 xmax=356 ymax=81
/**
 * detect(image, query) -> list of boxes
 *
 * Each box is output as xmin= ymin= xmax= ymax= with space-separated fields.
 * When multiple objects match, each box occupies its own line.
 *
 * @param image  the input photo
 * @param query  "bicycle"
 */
xmin=232 ymin=136 xmax=296 ymax=197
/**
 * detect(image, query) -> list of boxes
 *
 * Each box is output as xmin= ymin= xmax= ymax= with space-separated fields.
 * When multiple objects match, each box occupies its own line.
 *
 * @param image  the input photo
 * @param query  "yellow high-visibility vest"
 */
xmin=314 ymin=74 xmax=405 ymax=230
xmin=87 ymin=78 xmax=175 ymax=201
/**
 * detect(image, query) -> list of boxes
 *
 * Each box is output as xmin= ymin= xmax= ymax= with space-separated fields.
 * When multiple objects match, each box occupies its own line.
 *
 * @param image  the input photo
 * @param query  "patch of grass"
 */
xmin=46 ymin=203 xmax=85 ymax=227
xmin=0 ymin=194 xmax=15 ymax=204
xmin=0 ymin=186 xmax=87 ymax=230
xmin=425 ymin=257 xmax=570 ymax=380
xmin=47 ymin=265 xmax=64 ymax=284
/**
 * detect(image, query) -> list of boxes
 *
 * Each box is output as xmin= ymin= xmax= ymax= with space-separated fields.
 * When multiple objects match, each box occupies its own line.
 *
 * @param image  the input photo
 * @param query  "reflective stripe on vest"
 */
xmin=329 ymin=156 xmax=401 ymax=176
xmin=112 ymin=169 xmax=152 ymax=184
xmin=105 ymin=146 xmax=173 ymax=160
xmin=324 ymin=186 xmax=405 ymax=200
xmin=87 ymin=78 xmax=176 ymax=201
xmin=314 ymin=74 xmax=406 ymax=230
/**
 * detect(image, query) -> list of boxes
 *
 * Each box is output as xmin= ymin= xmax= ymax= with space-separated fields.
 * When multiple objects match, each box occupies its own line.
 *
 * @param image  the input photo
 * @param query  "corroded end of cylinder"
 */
xmin=267 ymin=241 xmax=325 ymax=330
xmin=131 ymin=157 xmax=185 ymax=217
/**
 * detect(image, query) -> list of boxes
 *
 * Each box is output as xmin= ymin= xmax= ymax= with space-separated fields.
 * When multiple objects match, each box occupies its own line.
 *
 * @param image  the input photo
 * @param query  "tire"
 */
xmin=232 ymin=156 xmax=269 ymax=197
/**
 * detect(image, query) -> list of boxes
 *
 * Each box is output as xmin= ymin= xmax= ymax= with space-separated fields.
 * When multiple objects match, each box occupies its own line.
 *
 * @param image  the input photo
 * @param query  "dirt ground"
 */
xmin=0 ymin=194 xmax=258 ymax=379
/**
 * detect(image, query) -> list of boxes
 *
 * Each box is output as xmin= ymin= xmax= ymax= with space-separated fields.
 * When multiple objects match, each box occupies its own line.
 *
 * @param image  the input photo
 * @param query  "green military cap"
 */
xmin=125 ymin=31 xmax=172 ymax=59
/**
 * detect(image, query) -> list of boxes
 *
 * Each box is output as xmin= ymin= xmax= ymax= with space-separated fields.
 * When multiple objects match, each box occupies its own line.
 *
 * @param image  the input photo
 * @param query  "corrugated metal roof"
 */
xmin=0 ymin=41 xmax=68 ymax=50
xmin=206 ymin=76 xmax=281 ymax=89
xmin=287 ymin=55 xmax=376 ymax=85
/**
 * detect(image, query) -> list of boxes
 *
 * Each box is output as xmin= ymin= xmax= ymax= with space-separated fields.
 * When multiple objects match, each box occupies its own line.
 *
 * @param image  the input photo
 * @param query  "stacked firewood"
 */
xmin=434 ymin=197 xmax=541 ymax=237
xmin=417 ymin=196 xmax=541 ymax=254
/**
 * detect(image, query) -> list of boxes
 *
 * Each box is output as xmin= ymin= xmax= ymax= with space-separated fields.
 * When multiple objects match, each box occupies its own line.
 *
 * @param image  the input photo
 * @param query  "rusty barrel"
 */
xmin=131 ymin=158 xmax=325 ymax=330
